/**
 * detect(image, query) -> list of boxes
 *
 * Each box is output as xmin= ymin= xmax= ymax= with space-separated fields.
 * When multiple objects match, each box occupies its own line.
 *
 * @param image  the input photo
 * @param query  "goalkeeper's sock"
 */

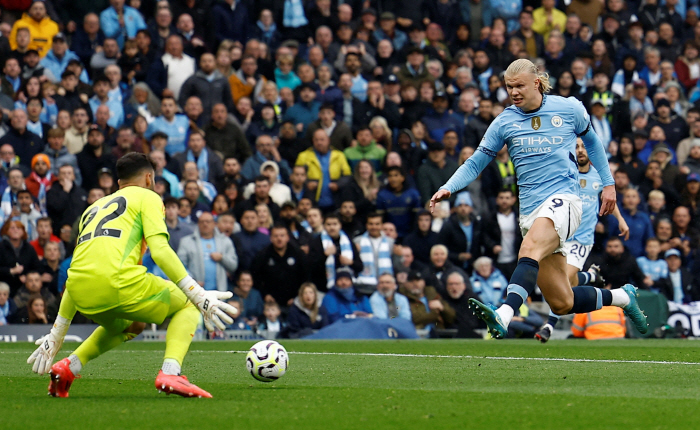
xmin=164 ymin=303 xmax=200 ymax=366
xmin=161 ymin=359 xmax=181 ymax=376
xmin=67 ymin=354 xmax=82 ymax=375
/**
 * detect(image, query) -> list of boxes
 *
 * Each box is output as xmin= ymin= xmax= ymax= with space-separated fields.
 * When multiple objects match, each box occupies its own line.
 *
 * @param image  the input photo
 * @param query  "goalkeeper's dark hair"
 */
xmin=117 ymin=153 xmax=156 ymax=182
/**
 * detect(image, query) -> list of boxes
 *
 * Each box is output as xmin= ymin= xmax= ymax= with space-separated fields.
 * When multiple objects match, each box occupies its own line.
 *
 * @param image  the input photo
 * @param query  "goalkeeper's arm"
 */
xmin=146 ymin=233 xmax=238 ymax=331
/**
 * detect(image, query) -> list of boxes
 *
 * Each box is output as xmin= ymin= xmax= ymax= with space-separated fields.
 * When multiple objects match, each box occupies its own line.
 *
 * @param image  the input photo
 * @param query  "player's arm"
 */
xmin=142 ymin=198 xmax=238 ymax=331
xmin=612 ymin=204 xmax=629 ymax=240
xmin=430 ymin=117 xmax=503 ymax=212
xmin=573 ymin=100 xmax=616 ymax=215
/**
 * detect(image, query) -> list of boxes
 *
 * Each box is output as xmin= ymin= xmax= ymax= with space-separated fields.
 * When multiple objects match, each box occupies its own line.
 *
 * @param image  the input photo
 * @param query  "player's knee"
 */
xmin=124 ymin=321 xmax=146 ymax=337
xmin=550 ymin=296 xmax=574 ymax=315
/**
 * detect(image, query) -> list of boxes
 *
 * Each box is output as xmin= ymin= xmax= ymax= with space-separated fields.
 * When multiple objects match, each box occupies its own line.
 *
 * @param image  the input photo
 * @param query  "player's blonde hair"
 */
xmin=505 ymin=59 xmax=551 ymax=94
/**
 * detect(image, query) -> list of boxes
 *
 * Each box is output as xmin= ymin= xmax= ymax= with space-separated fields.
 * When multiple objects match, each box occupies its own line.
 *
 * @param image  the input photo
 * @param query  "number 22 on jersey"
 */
xmin=78 ymin=196 xmax=128 ymax=245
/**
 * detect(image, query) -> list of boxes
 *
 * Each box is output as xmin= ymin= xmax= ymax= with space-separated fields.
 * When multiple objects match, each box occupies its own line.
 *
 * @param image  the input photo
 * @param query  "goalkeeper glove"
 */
xmin=27 ymin=316 xmax=71 ymax=375
xmin=177 ymin=276 xmax=239 ymax=332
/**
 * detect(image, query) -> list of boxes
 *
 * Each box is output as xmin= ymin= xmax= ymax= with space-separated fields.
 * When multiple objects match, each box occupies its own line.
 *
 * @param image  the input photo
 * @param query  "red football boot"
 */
xmin=48 ymin=358 xmax=78 ymax=398
xmin=155 ymin=370 xmax=212 ymax=398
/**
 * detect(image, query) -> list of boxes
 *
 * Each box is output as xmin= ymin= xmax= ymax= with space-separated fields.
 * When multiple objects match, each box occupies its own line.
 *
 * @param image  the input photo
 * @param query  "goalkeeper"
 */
xmin=27 ymin=153 xmax=237 ymax=398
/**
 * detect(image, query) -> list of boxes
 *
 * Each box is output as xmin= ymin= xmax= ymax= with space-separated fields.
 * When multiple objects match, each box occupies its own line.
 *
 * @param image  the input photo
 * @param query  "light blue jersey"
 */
xmin=442 ymin=95 xmax=614 ymax=215
xmin=570 ymin=166 xmax=602 ymax=245
xmin=144 ymin=114 xmax=191 ymax=156
xmin=636 ymin=256 xmax=668 ymax=282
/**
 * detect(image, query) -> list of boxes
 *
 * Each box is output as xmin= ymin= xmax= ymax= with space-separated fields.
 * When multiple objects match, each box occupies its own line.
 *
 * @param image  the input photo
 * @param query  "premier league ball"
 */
xmin=246 ymin=340 xmax=289 ymax=382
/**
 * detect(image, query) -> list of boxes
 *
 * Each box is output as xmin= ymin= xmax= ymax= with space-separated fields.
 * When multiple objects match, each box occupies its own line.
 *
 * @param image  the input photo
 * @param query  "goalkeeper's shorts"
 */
xmin=72 ymin=273 xmax=190 ymax=328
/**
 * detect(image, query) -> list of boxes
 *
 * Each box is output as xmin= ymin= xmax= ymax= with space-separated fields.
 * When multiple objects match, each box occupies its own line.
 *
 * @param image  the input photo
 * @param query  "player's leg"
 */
xmin=535 ymin=263 xmax=579 ymax=343
xmin=469 ymin=217 xmax=560 ymax=338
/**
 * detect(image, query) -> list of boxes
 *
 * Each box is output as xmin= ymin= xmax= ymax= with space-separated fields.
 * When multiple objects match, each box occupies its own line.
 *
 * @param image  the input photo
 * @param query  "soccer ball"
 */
xmin=246 ymin=340 xmax=288 ymax=382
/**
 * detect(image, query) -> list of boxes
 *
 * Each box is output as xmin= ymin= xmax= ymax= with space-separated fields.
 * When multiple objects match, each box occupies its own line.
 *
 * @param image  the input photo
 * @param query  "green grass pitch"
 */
xmin=1 ymin=339 xmax=699 ymax=430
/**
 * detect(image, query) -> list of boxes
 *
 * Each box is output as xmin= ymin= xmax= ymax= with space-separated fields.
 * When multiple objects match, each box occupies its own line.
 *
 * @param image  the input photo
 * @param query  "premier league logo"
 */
xmin=531 ymin=117 xmax=541 ymax=130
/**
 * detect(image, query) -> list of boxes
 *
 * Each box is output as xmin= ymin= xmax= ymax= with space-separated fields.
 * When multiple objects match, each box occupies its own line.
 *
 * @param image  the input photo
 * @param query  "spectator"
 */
xmin=12 ymin=270 xmax=57 ymax=317
xmin=163 ymin=197 xmax=194 ymax=252
xmin=89 ymin=76 xmax=123 ymax=129
xmin=659 ymin=248 xmax=700 ymax=303
xmin=287 ymin=282 xmax=329 ymax=338
xmin=100 ymin=0 xmax=147 ymax=49
xmin=571 ymin=305 xmax=627 ymax=339
xmin=258 ymin=301 xmax=286 ymax=335
xmin=0 ymin=109 xmax=42 ymax=169
xmin=63 ymin=107 xmax=90 ymax=155
xmin=443 ymin=271 xmax=481 ymax=338
xmin=321 ymin=268 xmax=373 ymax=323
xmin=403 ymin=210 xmax=439 ymax=265
xmin=9 ymin=0 xmax=59 ymax=57
xmin=236 ymin=174 xmax=281 ymax=221
xmin=283 ymin=83 xmax=320 ymax=135
xmin=305 ymin=103 xmax=353 ymax=151
xmin=648 ymin=99 xmax=688 ymax=150
xmin=376 ymin=166 xmax=421 ymax=238
xmin=233 ymin=271 xmax=264 ymax=324
xmin=76 ymin=126 xmax=116 ymax=191
xmin=173 ymin=131 xmax=224 ymax=185
xmin=608 ymin=188 xmax=655 ymax=258
xmin=11 ymin=189 xmax=41 ymax=240
xmin=39 ymin=240 xmax=61 ymax=295
xmin=0 ymin=282 xmax=16 ymax=324
xmin=636 ymin=237 xmax=669 ymax=289
xmin=337 ymin=199 xmax=364 ymax=239
xmin=439 ymin=191 xmax=484 ymax=271
xmin=353 ymin=213 xmax=394 ymax=295
xmin=469 ymin=256 xmax=509 ymax=307
xmin=590 ymin=236 xmax=649 ymax=289
xmin=274 ymin=54 xmax=301 ymax=91
xmin=179 ymin=53 xmax=235 ymax=117
xmin=241 ymin=134 xmax=291 ymax=183
xmin=369 ymin=272 xmax=412 ymax=321
xmin=251 ymin=223 xmax=307 ymax=306
xmin=464 ymin=98 xmax=495 ymax=148
xmin=25 ymin=153 xmax=53 ymax=201
xmin=361 ymin=80 xmax=400 ymax=130
xmin=144 ymin=96 xmax=190 ymax=156
xmin=482 ymin=189 xmax=521 ymax=279
xmin=43 ymin=129 xmax=81 ymax=188
xmin=400 ymin=270 xmax=455 ymax=330
xmin=295 ymin=129 xmax=352 ymax=211
xmin=29 ymin=217 xmax=61 ymax=259
xmin=1 ymin=168 xmax=26 ymax=223
xmin=180 ymin=163 xmax=217 ymax=207
xmin=229 ymin=55 xmax=267 ymax=104
xmin=177 ymin=211 xmax=238 ymax=291
xmin=0 ymin=220 xmax=41 ymax=296
xmin=344 ymin=126 xmax=386 ymax=171
xmin=213 ymin=0 xmax=250 ymax=45
xmin=242 ymin=161 xmax=292 ymax=206
xmin=46 ymin=164 xmax=87 ymax=236
xmin=146 ymin=34 xmax=196 ymax=100
xmin=204 ymin=103 xmax=251 ymax=162
xmin=424 ymin=244 xmax=469 ymax=295
xmin=308 ymin=213 xmax=363 ymax=292
xmin=670 ymin=206 xmax=700 ymax=259
xmin=416 ymin=141 xmax=458 ymax=205
xmin=2 ymin=58 xmax=21 ymax=98
xmin=232 ymin=209 xmax=270 ymax=272
xmin=246 ymin=103 xmax=280 ymax=145
xmin=89 ymin=38 xmax=121 ymax=78
xmin=71 ymin=13 xmax=106 ymax=69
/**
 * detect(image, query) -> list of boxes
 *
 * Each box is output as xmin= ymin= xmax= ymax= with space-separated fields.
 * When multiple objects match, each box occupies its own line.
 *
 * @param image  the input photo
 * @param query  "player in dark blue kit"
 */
xmin=430 ymin=59 xmax=648 ymax=339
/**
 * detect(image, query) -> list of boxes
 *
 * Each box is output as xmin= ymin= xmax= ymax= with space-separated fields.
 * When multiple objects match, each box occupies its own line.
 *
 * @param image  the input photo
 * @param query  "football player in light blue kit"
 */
xmin=430 ymin=59 xmax=648 ymax=339
xmin=535 ymin=138 xmax=630 ymax=343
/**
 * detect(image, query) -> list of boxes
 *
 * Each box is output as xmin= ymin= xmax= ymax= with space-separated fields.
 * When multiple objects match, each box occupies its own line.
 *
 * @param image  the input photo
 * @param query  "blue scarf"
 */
xmin=337 ymin=286 xmax=356 ymax=302
xmin=187 ymin=148 xmax=209 ymax=182
xmin=283 ymin=0 xmax=308 ymax=28
xmin=256 ymin=21 xmax=278 ymax=42
xmin=321 ymin=229 xmax=353 ymax=289
xmin=356 ymin=232 xmax=393 ymax=287
xmin=0 ymin=301 xmax=8 ymax=325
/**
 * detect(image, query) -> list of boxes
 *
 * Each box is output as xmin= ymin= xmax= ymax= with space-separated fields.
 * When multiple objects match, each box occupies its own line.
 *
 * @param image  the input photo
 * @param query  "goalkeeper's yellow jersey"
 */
xmin=66 ymin=186 xmax=185 ymax=312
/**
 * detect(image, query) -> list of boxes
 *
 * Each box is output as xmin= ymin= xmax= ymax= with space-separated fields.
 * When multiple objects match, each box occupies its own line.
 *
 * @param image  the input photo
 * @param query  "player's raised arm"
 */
xmin=572 ymin=100 xmax=616 ymax=215
xmin=430 ymin=118 xmax=504 ymax=213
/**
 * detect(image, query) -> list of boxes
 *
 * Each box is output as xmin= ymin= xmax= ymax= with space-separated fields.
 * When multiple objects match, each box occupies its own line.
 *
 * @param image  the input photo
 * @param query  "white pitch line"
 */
xmin=2 ymin=349 xmax=699 ymax=366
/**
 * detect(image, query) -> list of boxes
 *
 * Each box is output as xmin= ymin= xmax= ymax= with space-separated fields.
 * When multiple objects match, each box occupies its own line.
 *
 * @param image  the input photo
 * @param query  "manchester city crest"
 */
xmin=551 ymin=115 xmax=563 ymax=127
xmin=531 ymin=116 xmax=541 ymax=130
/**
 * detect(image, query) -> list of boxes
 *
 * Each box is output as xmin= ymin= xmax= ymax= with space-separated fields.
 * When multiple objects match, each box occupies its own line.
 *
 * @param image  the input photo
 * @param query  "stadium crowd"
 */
xmin=1 ymin=0 xmax=700 ymax=339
